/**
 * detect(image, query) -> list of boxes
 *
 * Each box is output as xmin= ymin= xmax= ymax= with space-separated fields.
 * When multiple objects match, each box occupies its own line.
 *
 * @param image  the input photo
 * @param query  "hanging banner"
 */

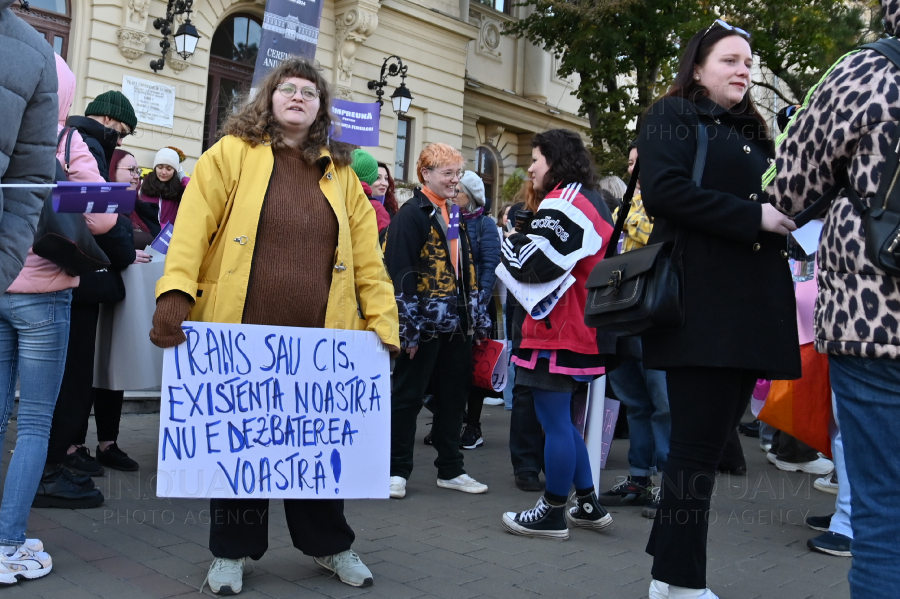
xmin=331 ymin=99 xmax=381 ymax=147
xmin=156 ymin=322 xmax=391 ymax=499
xmin=251 ymin=0 xmax=324 ymax=88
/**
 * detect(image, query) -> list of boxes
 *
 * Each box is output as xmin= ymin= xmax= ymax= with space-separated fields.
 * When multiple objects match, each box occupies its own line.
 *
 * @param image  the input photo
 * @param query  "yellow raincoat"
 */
xmin=155 ymin=135 xmax=399 ymax=347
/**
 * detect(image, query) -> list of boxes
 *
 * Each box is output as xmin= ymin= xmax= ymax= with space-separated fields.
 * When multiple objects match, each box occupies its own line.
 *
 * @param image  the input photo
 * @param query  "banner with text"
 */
xmin=331 ymin=99 xmax=381 ymax=147
xmin=251 ymin=0 xmax=324 ymax=88
xmin=156 ymin=322 xmax=391 ymax=499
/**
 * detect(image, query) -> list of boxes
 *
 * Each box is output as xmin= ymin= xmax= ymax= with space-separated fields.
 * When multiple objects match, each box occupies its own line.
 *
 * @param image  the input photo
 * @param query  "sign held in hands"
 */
xmin=157 ymin=322 xmax=391 ymax=499
xmin=53 ymin=181 xmax=135 ymax=214
xmin=150 ymin=223 xmax=175 ymax=254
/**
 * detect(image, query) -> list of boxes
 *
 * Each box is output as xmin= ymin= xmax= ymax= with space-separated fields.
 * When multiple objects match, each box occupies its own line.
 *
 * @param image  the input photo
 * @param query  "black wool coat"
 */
xmin=636 ymin=95 xmax=801 ymax=380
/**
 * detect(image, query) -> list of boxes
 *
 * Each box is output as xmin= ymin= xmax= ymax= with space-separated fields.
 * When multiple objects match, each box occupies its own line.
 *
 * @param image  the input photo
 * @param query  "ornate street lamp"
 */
xmin=368 ymin=56 xmax=414 ymax=116
xmin=150 ymin=0 xmax=201 ymax=73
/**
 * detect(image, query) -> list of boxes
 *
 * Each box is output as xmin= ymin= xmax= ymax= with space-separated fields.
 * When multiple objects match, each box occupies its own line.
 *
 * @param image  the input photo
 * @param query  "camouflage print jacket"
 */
xmin=383 ymin=188 xmax=490 ymax=349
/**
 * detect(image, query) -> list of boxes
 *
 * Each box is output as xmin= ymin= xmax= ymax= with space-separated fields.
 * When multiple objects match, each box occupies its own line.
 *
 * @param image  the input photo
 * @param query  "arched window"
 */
xmin=203 ymin=14 xmax=262 ymax=151
xmin=12 ymin=0 xmax=72 ymax=58
xmin=476 ymin=146 xmax=497 ymax=208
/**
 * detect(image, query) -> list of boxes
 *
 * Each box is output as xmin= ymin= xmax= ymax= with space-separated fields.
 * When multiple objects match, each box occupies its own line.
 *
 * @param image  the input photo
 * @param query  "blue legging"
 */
xmin=532 ymin=388 xmax=594 ymax=498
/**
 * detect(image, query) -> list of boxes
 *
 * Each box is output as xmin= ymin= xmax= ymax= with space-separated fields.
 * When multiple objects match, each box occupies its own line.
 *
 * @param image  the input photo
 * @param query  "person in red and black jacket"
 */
xmin=498 ymin=129 xmax=614 ymax=540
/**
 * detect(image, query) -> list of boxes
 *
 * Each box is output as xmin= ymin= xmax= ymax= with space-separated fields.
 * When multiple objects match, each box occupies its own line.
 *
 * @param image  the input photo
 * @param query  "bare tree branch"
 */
xmin=752 ymin=79 xmax=797 ymax=106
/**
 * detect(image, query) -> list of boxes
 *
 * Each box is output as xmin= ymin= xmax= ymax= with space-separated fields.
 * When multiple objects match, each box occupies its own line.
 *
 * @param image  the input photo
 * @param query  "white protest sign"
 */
xmin=156 ymin=321 xmax=390 ymax=499
xmin=122 ymin=76 xmax=176 ymax=128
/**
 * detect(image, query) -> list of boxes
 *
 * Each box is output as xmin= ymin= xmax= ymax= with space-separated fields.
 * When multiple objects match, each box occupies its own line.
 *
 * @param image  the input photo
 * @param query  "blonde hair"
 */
xmin=416 ymin=143 xmax=464 ymax=184
xmin=220 ymin=57 xmax=353 ymax=166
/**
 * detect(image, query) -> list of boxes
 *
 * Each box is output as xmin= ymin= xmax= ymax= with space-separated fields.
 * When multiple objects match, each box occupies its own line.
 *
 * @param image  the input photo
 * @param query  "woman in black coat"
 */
xmin=636 ymin=22 xmax=801 ymax=599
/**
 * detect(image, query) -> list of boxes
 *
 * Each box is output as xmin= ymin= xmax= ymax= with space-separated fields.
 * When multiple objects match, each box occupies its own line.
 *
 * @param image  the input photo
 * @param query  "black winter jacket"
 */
xmin=383 ymin=188 xmax=490 ymax=348
xmin=638 ymin=95 xmax=801 ymax=380
xmin=66 ymin=115 xmax=119 ymax=181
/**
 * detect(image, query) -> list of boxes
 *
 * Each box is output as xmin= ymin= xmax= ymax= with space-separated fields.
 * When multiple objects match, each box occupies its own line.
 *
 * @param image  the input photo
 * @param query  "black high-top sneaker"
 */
xmin=502 ymin=496 xmax=569 ymax=539
xmin=566 ymin=491 xmax=613 ymax=531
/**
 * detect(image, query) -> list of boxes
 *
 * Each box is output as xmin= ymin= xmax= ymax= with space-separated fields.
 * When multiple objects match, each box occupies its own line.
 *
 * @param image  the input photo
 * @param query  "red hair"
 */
xmin=377 ymin=162 xmax=399 ymax=216
xmin=110 ymin=149 xmax=147 ymax=233
xmin=416 ymin=143 xmax=464 ymax=184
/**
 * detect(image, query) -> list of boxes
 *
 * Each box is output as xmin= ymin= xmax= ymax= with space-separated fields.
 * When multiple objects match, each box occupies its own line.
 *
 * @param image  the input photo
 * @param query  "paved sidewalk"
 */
xmin=2 ymin=408 xmax=849 ymax=599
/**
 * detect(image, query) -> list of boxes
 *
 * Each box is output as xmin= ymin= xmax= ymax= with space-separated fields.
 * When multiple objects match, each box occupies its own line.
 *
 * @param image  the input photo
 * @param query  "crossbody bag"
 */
xmin=583 ymin=121 xmax=709 ymax=335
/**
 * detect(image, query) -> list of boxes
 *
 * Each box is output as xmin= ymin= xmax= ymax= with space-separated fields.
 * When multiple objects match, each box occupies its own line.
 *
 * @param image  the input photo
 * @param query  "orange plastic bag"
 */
xmin=758 ymin=343 xmax=832 ymax=458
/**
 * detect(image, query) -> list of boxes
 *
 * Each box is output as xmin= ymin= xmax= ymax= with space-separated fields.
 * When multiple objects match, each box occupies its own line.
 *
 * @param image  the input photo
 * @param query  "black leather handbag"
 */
xmin=584 ymin=122 xmax=708 ymax=335
xmin=32 ymin=127 xmax=111 ymax=276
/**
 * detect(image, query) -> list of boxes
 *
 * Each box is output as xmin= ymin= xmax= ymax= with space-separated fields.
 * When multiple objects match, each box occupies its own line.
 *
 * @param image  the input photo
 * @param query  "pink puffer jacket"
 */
xmin=6 ymin=54 xmax=117 ymax=294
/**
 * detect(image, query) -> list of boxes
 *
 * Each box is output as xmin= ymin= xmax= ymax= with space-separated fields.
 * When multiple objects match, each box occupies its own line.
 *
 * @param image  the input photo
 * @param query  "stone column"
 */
xmin=462 ymin=113 xmax=479 ymax=167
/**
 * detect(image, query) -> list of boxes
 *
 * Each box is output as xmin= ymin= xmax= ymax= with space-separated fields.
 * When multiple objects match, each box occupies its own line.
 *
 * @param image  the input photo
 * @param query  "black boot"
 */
xmin=566 ymin=491 xmax=613 ymax=531
xmin=33 ymin=465 xmax=104 ymax=509
xmin=502 ymin=496 xmax=568 ymax=539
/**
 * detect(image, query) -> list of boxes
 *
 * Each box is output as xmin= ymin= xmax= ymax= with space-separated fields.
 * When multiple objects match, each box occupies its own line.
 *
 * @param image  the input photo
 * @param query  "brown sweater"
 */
xmin=150 ymin=147 xmax=338 ymax=347
xmin=242 ymin=147 xmax=337 ymax=327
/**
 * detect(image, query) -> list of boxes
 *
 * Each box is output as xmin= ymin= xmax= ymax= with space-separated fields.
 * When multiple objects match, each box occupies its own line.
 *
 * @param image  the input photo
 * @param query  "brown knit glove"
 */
xmin=149 ymin=291 xmax=194 ymax=348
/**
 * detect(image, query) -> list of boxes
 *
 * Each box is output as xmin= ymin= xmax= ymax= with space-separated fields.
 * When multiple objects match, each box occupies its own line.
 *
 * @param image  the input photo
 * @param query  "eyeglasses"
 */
xmin=275 ymin=83 xmax=320 ymax=101
xmin=703 ymin=19 xmax=750 ymax=40
xmin=117 ymin=166 xmax=142 ymax=175
xmin=429 ymin=168 xmax=464 ymax=179
xmin=106 ymin=117 xmax=132 ymax=139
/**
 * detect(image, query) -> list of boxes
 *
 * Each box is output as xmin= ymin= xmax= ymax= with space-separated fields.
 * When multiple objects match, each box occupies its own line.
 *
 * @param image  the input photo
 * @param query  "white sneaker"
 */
xmin=667 ymin=586 xmax=719 ymax=598
xmin=437 ymin=473 xmax=488 ymax=494
xmin=814 ymin=473 xmax=839 ymax=494
xmin=389 ymin=476 xmax=407 ymax=499
xmin=774 ymin=456 xmax=834 ymax=475
xmin=649 ymin=579 xmax=669 ymax=599
xmin=0 ymin=545 xmax=53 ymax=585
xmin=314 ymin=549 xmax=373 ymax=587
xmin=483 ymin=398 xmax=505 ymax=405
xmin=201 ymin=557 xmax=252 ymax=595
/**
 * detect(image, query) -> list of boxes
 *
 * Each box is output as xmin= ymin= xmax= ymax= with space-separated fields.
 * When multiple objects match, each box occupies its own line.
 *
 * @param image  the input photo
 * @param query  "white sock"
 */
xmin=668 ymin=586 xmax=712 ymax=599
xmin=0 ymin=545 xmax=16 ymax=557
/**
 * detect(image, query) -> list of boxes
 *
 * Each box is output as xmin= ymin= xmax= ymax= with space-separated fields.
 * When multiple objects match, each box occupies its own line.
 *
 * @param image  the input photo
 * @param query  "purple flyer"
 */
xmin=52 ymin=181 xmax=135 ymax=214
xmin=150 ymin=223 xmax=175 ymax=254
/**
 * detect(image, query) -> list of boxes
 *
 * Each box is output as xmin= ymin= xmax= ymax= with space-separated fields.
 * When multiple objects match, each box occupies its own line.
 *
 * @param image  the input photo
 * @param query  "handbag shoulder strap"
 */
xmin=605 ymin=120 xmax=708 ymax=259
xmin=792 ymin=38 xmax=900 ymax=227
xmin=56 ymin=127 xmax=75 ymax=173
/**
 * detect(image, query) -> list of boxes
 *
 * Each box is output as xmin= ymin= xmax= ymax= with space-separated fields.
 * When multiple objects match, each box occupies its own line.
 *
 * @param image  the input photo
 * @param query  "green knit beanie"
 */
xmin=350 ymin=149 xmax=379 ymax=185
xmin=85 ymin=91 xmax=138 ymax=132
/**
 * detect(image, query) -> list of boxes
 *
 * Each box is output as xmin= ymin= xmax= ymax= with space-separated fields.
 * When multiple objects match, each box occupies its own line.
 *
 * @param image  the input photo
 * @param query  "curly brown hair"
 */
xmin=220 ymin=57 xmax=353 ymax=167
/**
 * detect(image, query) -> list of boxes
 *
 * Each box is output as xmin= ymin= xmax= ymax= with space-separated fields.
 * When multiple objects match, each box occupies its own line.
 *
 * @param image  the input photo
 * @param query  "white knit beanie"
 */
xmin=457 ymin=171 xmax=486 ymax=211
xmin=154 ymin=147 xmax=181 ymax=170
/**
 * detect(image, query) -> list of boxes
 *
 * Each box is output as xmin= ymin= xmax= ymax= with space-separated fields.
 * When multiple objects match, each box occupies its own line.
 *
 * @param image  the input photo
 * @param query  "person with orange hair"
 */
xmin=383 ymin=143 xmax=491 ymax=500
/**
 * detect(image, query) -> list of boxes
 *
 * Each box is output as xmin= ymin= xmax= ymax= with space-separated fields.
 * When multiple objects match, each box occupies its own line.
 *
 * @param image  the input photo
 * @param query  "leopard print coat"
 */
xmin=765 ymin=0 xmax=900 ymax=360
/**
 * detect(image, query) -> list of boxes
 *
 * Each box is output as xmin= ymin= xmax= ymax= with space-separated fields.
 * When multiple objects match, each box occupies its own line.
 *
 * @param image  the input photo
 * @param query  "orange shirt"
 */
xmin=421 ymin=186 xmax=459 ymax=278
